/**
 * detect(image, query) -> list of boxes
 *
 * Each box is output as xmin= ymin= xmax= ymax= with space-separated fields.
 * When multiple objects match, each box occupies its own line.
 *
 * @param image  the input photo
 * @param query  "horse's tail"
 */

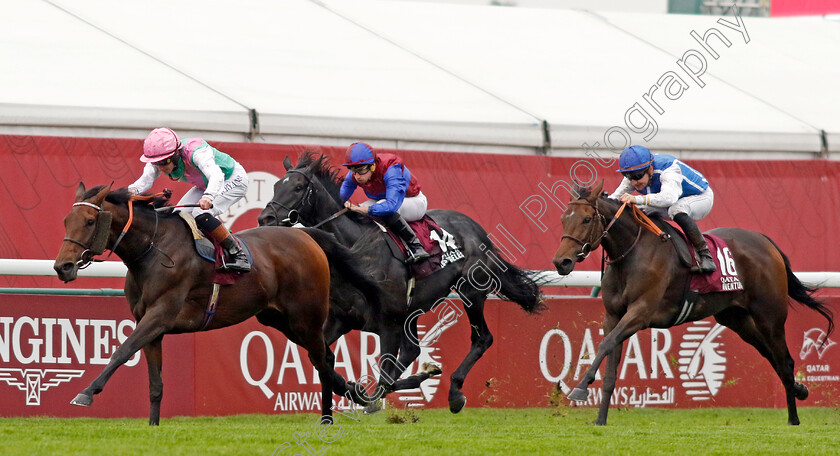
xmin=492 ymin=250 xmax=546 ymax=314
xmin=301 ymin=228 xmax=382 ymax=311
xmin=763 ymin=234 xmax=834 ymax=338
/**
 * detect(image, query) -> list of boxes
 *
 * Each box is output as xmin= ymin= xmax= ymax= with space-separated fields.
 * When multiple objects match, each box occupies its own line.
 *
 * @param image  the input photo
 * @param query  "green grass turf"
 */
xmin=1 ymin=407 xmax=839 ymax=456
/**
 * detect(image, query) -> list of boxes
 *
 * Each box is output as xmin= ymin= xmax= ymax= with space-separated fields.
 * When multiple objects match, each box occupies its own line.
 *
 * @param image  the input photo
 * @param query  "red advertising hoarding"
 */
xmin=1 ymin=295 xmax=838 ymax=417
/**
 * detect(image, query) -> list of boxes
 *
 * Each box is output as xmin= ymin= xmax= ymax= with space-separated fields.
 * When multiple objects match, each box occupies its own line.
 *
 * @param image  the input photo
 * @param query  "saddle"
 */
xmin=381 ymin=215 xmax=462 ymax=280
xmin=177 ymin=212 xmax=253 ymax=285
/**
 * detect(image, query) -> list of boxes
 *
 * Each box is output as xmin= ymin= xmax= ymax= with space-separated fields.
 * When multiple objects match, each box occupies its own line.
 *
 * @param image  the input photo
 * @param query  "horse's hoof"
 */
xmin=70 ymin=393 xmax=93 ymax=407
xmin=567 ymin=387 xmax=589 ymax=402
xmin=794 ymin=383 xmax=809 ymax=400
xmin=345 ymin=381 xmax=371 ymax=405
xmin=449 ymin=394 xmax=466 ymax=414
xmin=422 ymin=362 xmax=443 ymax=376
xmin=363 ymin=400 xmax=383 ymax=415
xmin=319 ymin=415 xmax=335 ymax=425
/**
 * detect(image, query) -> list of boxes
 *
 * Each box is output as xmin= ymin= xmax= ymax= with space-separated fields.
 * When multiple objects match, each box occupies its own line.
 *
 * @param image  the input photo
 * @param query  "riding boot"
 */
xmin=384 ymin=213 xmax=431 ymax=265
xmin=673 ymin=212 xmax=716 ymax=274
xmin=195 ymin=213 xmax=251 ymax=273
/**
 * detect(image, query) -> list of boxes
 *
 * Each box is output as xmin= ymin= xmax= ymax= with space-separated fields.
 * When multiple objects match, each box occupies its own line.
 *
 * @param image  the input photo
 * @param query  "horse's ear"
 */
xmin=91 ymin=183 xmax=112 ymax=205
xmin=283 ymin=156 xmax=293 ymax=171
xmin=587 ymin=180 xmax=604 ymax=203
xmin=310 ymin=154 xmax=326 ymax=171
xmin=75 ymin=182 xmax=86 ymax=202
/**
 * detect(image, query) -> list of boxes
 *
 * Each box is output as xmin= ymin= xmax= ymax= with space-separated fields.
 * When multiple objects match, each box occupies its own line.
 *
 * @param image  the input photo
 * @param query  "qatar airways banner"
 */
xmin=2 ymin=295 xmax=838 ymax=417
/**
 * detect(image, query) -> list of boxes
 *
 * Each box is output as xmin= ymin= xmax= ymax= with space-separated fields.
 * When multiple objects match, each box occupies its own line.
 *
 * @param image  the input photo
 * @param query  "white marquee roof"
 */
xmin=1 ymin=0 xmax=837 ymax=158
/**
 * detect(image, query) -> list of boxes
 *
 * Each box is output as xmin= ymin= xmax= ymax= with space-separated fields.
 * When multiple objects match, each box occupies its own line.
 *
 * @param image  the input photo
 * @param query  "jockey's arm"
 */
xmin=608 ymin=176 xmax=635 ymax=200
xmin=339 ymin=173 xmax=357 ymax=203
xmin=128 ymin=162 xmax=161 ymax=195
xmin=368 ymin=166 xmax=408 ymax=217
xmin=638 ymin=165 xmax=682 ymax=207
xmin=191 ymin=145 xmax=226 ymax=200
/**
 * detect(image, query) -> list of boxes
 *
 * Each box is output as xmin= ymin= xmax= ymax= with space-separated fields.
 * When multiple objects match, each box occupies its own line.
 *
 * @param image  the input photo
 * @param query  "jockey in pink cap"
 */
xmin=129 ymin=128 xmax=250 ymax=273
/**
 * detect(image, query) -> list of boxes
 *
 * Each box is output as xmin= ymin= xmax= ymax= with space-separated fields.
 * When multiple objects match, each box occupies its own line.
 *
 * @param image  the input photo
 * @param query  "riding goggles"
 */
xmin=622 ymin=169 xmax=648 ymax=181
xmin=348 ymin=165 xmax=372 ymax=174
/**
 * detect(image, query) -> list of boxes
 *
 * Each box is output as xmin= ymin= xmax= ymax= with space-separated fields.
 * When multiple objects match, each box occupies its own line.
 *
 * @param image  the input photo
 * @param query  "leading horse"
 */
xmin=258 ymin=152 xmax=544 ymax=412
xmin=552 ymin=181 xmax=834 ymax=425
xmin=54 ymin=183 xmax=373 ymax=425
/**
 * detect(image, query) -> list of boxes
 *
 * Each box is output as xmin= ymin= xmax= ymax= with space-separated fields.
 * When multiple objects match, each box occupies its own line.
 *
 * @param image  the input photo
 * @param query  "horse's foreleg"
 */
xmin=568 ymin=312 xmax=644 ymax=403
xmin=71 ymin=313 xmax=169 ymax=408
xmin=304 ymin=338 xmax=334 ymax=421
xmin=144 ymin=335 xmax=164 ymax=426
xmin=447 ymin=300 xmax=492 ymax=414
xmin=596 ymin=341 xmax=623 ymax=425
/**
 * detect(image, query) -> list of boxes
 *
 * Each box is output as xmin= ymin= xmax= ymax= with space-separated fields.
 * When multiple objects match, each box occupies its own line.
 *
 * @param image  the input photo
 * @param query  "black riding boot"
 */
xmin=674 ymin=212 xmax=716 ymax=274
xmin=385 ymin=213 xmax=430 ymax=265
xmin=196 ymin=213 xmax=251 ymax=273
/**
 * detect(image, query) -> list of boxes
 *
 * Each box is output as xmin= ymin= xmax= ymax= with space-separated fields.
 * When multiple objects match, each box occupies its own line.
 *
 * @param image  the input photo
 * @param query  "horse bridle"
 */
xmin=62 ymin=193 xmax=165 ymax=269
xmin=265 ymin=168 xmax=348 ymax=229
xmin=560 ymin=199 xmax=642 ymax=264
xmin=265 ymin=169 xmax=315 ymax=227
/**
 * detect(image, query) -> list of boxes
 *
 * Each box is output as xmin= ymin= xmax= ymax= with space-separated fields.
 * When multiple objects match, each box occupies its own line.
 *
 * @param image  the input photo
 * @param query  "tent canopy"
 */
xmin=1 ymin=0 xmax=837 ymax=158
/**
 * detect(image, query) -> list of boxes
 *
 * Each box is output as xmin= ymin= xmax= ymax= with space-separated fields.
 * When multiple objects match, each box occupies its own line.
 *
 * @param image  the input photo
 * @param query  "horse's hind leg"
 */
xmin=143 ymin=335 xmax=164 ymax=426
xmin=447 ymin=294 xmax=492 ymax=414
xmin=386 ymin=317 xmax=441 ymax=391
xmin=715 ymin=307 xmax=802 ymax=425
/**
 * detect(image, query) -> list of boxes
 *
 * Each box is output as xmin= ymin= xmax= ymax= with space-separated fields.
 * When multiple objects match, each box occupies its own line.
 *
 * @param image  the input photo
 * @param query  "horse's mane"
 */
xmin=576 ymin=184 xmax=665 ymax=221
xmin=84 ymin=185 xmax=174 ymax=215
xmin=296 ymin=151 xmax=344 ymax=203
xmin=295 ymin=151 xmax=374 ymax=225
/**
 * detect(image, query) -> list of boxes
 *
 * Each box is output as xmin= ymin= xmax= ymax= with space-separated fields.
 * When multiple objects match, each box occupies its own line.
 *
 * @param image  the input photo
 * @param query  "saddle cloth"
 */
xmin=177 ymin=212 xmax=252 ymax=285
xmin=668 ymin=225 xmax=744 ymax=294
xmin=385 ymin=215 xmax=446 ymax=280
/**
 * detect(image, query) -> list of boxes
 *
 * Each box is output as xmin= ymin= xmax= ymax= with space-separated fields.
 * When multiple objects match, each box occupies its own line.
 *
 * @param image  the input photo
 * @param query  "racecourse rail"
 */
xmin=1 ymin=259 xmax=839 ymax=296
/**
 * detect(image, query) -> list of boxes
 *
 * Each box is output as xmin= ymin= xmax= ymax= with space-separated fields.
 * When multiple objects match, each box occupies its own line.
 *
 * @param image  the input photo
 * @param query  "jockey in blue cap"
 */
xmin=340 ymin=142 xmax=431 ymax=264
xmin=610 ymin=145 xmax=716 ymax=273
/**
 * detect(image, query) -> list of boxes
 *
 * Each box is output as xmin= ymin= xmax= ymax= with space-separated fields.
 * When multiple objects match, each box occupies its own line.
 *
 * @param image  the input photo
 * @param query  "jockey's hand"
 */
xmin=344 ymin=201 xmax=369 ymax=215
xmin=199 ymin=196 xmax=214 ymax=210
xmin=619 ymin=193 xmax=637 ymax=205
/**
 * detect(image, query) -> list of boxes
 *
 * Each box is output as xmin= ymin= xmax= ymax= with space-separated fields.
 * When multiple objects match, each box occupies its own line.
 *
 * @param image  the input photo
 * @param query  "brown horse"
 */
xmin=54 ymin=183 xmax=363 ymax=425
xmin=552 ymin=181 xmax=834 ymax=425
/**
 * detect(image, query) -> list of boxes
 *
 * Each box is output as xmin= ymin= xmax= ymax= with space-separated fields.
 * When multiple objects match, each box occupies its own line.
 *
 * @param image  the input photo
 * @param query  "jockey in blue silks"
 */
xmin=340 ymin=142 xmax=431 ymax=264
xmin=609 ymin=145 xmax=716 ymax=273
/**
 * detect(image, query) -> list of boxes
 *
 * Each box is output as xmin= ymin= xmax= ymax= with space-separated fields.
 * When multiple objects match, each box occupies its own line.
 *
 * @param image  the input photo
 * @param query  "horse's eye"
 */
xmin=583 ymin=217 xmax=592 ymax=224
xmin=86 ymin=219 xmax=95 ymax=226
xmin=294 ymin=185 xmax=303 ymax=191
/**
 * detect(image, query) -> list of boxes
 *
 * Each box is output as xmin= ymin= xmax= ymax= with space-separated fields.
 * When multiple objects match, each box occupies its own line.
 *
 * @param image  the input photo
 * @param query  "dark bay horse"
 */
xmin=552 ymin=181 xmax=834 ymax=425
xmin=54 ymin=183 xmax=372 ymax=425
xmin=258 ymin=152 xmax=544 ymax=413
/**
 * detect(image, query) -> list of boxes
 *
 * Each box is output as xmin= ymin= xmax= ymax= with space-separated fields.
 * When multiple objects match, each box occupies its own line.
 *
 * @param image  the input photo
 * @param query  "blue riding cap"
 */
xmin=343 ymin=142 xmax=376 ymax=167
xmin=617 ymin=145 xmax=654 ymax=173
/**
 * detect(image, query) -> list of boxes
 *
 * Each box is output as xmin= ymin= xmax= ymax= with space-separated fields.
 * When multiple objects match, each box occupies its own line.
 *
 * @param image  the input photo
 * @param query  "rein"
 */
xmin=561 ymin=199 xmax=667 ymax=266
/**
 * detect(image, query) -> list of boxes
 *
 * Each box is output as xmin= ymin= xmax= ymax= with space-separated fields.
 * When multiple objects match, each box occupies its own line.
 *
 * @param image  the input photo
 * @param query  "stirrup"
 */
xmin=405 ymin=249 xmax=430 ymax=265
xmin=218 ymin=254 xmax=251 ymax=273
